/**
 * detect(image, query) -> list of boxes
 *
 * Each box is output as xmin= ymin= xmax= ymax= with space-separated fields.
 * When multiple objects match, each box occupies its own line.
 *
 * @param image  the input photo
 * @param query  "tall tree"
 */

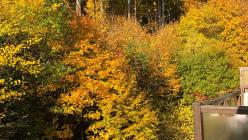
xmin=134 ymin=0 xmax=137 ymax=21
xmin=161 ymin=0 xmax=165 ymax=25
xmin=128 ymin=0 xmax=131 ymax=19
xmin=76 ymin=0 xmax=82 ymax=16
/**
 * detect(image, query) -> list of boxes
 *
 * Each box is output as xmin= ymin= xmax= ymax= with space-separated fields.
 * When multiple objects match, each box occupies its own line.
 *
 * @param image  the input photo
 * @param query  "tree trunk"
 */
xmin=157 ymin=0 xmax=161 ymax=27
xmin=154 ymin=0 xmax=157 ymax=32
xmin=134 ymin=0 xmax=137 ymax=22
xmin=94 ymin=0 xmax=96 ymax=19
xmin=128 ymin=0 xmax=131 ymax=20
xmin=76 ymin=0 xmax=82 ymax=16
xmin=100 ymin=0 xmax=104 ymax=15
xmin=161 ymin=0 xmax=165 ymax=25
xmin=146 ymin=0 xmax=149 ymax=24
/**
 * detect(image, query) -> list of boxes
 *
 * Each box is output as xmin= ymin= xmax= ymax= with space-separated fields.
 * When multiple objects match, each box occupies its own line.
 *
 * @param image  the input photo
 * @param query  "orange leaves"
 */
xmin=183 ymin=0 xmax=202 ymax=12
xmin=148 ymin=25 xmax=181 ymax=95
xmin=163 ymin=65 xmax=180 ymax=93
xmin=54 ymin=16 xmax=129 ymax=119
xmin=37 ymin=83 xmax=60 ymax=94
xmin=106 ymin=18 xmax=150 ymax=49
xmin=59 ymin=89 xmax=92 ymax=106
xmin=53 ymin=15 xmax=182 ymax=139
xmin=205 ymin=0 xmax=248 ymax=67
xmin=70 ymin=17 xmax=105 ymax=43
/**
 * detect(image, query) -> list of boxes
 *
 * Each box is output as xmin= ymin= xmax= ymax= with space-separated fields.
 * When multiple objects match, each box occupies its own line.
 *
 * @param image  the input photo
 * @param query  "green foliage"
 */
xmin=178 ymin=2 xmax=240 ymax=98
xmin=178 ymin=37 xmax=238 ymax=97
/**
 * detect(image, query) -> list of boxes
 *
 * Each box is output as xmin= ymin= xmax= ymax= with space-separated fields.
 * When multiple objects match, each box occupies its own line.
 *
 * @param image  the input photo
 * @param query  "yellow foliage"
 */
xmin=0 ymin=90 xmax=23 ymax=104
xmin=85 ymin=0 xmax=107 ymax=21
xmin=180 ymin=0 xmax=248 ymax=67
xmin=87 ymin=88 xmax=158 ymax=139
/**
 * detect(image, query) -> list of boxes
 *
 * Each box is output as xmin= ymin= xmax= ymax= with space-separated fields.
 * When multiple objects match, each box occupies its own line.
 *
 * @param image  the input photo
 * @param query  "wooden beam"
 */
xmin=193 ymin=102 xmax=204 ymax=140
xmin=201 ymin=89 xmax=240 ymax=105
xmin=201 ymin=106 xmax=248 ymax=114
xmin=240 ymin=67 xmax=248 ymax=105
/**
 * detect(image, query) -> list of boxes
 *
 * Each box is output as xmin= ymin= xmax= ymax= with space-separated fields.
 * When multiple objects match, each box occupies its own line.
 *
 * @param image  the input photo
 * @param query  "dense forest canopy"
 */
xmin=0 ymin=0 xmax=247 ymax=139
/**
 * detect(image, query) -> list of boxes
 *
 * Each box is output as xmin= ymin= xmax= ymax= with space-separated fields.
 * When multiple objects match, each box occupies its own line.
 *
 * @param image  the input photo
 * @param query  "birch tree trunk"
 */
xmin=76 ymin=0 xmax=82 ymax=16
xmin=100 ymin=0 xmax=104 ymax=14
xmin=128 ymin=0 xmax=131 ymax=20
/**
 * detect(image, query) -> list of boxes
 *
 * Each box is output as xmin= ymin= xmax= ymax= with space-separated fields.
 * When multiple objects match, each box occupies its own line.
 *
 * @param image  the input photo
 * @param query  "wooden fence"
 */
xmin=192 ymin=89 xmax=248 ymax=140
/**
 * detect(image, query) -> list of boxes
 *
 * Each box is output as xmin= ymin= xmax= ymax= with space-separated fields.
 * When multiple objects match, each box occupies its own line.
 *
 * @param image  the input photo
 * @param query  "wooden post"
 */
xmin=237 ymin=95 xmax=241 ymax=106
xmin=193 ymin=102 xmax=204 ymax=140
xmin=240 ymin=67 xmax=248 ymax=106
xmin=240 ymin=67 xmax=244 ymax=105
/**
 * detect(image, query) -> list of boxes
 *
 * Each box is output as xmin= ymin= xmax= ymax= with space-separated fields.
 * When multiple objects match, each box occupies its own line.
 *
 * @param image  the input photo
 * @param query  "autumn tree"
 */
xmin=1 ymin=0 xmax=244 ymax=139
xmin=177 ymin=0 xmax=243 ymax=100
xmin=177 ymin=34 xmax=238 ymax=98
xmin=48 ymin=16 xmax=159 ymax=139
xmin=0 ymin=0 xmax=71 ymax=139
xmin=179 ymin=0 xmax=248 ymax=67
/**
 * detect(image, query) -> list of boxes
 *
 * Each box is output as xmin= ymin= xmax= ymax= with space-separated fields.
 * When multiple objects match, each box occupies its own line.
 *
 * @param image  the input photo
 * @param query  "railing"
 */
xmin=192 ymin=89 xmax=248 ymax=140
